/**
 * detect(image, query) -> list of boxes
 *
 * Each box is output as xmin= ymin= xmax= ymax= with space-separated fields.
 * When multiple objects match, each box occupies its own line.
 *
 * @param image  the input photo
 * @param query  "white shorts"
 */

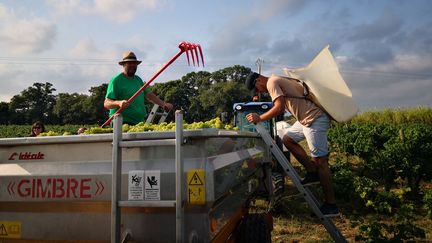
xmin=284 ymin=113 xmax=330 ymax=157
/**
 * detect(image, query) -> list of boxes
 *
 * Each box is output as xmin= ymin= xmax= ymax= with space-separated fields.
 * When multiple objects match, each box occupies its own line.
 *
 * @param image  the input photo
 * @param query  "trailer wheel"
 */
xmin=238 ymin=213 xmax=271 ymax=243
xmin=272 ymin=172 xmax=285 ymax=197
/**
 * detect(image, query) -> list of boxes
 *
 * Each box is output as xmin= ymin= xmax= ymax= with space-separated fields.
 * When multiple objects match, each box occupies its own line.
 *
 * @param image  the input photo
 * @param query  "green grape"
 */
xmin=165 ymin=122 xmax=176 ymax=130
xmin=122 ymin=124 xmax=130 ymax=132
xmin=32 ymin=117 xmax=237 ymax=137
xmin=84 ymin=127 xmax=113 ymax=134
xmin=49 ymin=117 xmax=239 ymax=134
xmin=39 ymin=131 xmax=61 ymax=136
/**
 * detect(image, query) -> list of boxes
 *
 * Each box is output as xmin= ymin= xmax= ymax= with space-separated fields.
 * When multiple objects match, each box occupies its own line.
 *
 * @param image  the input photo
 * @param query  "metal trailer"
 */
xmin=0 ymin=111 xmax=273 ymax=242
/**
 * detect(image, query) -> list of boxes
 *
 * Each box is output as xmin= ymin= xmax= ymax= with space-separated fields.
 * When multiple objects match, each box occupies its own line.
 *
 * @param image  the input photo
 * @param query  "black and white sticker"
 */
xmin=145 ymin=170 xmax=160 ymax=201
xmin=128 ymin=170 xmax=144 ymax=200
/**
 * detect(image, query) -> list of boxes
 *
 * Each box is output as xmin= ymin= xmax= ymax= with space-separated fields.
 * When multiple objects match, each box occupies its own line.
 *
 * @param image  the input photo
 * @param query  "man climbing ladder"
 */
xmin=245 ymin=72 xmax=339 ymax=217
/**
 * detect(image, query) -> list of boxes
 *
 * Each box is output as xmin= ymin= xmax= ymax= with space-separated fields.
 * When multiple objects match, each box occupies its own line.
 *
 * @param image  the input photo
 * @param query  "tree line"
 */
xmin=0 ymin=65 xmax=255 ymax=125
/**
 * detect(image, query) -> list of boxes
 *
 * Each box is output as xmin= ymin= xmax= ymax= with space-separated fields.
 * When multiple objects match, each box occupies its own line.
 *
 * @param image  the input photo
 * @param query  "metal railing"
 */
xmin=110 ymin=111 xmax=185 ymax=243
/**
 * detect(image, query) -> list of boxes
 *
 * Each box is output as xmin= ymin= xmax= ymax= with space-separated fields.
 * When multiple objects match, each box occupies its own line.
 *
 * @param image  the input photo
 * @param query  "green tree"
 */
xmin=150 ymin=65 xmax=253 ymax=122
xmin=84 ymin=83 xmax=108 ymax=125
xmin=9 ymin=82 xmax=56 ymax=124
xmin=176 ymin=71 xmax=212 ymax=122
xmin=210 ymin=65 xmax=252 ymax=83
xmin=0 ymin=102 xmax=10 ymax=124
xmin=53 ymin=93 xmax=88 ymax=124
xmin=193 ymin=65 xmax=252 ymax=121
xmin=151 ymin=71 xmax=212 ymax=122
xmin=151 ymin=80 xmax=182 ymax=122
xmin=199 ymin=80 xmax=251 ymax=120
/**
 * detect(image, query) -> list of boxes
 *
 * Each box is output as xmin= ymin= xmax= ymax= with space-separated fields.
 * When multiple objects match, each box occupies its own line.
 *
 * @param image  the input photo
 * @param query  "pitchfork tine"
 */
xmin=198 ymin=44 xmax=205 ymax=67
xmin=193 ymin=46 xmax=200 ymax=67
xmin=179 ymin=42 xmax=205 ymax=67
xmin=190 ymin=44 xmax=196 ymax=66
xmin=184 ymin=44 xmax=191 ymax=66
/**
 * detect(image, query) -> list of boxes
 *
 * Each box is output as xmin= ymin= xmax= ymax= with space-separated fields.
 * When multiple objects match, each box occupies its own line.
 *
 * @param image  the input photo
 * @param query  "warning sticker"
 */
xmin=187 ymin=169 xmax=205 ymax=205
xmin=145 ymin=170 xmax=160 ymax=201
xmin=0 ymin=221 xmax=21 ymax=239
xmin=128 ymin=170 xmax=144 ymax=200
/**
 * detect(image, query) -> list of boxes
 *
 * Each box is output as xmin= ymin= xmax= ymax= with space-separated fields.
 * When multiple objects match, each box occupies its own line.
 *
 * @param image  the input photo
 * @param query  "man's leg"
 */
xmin=282 ymin=135 xmax=317 ymax=172
xmin=303 ymin=114 xmax=340 ymax=216
xmin=313 ymin=156 xmax=336 ymax=204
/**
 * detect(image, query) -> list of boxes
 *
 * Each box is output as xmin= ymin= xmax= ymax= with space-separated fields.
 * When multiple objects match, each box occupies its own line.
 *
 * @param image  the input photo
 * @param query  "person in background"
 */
xmin=30 ymin=121 xmax=45 ymax=137
xmin=77 ymin=127 xmax=87 ymax=135
xmin=104 ymin=51 xmax=173 ymax=125
xmin=252 ymin=95 xmax=259 ymax=102
xmin=244 ymin=72 xmax=339 ymax=217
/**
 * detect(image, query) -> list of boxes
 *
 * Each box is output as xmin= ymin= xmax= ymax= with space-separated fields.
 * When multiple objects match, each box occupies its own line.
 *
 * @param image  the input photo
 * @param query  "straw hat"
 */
xmin=118 ymin=52 xmax=142 ymax=65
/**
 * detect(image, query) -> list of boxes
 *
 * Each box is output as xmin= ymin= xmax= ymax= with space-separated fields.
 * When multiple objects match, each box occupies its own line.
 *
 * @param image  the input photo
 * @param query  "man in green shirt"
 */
xmin=104 ymin=52 xmax=173 ymax=125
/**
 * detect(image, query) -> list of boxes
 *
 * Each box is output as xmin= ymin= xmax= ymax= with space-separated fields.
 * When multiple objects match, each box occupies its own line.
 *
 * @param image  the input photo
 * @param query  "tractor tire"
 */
xmin=238 ymin=213 xmax=272 ymax=243
xmin=272 ymin=172 xmax=285 ymax=198
xmin=270 ymin=172 xmax=286 ymax=214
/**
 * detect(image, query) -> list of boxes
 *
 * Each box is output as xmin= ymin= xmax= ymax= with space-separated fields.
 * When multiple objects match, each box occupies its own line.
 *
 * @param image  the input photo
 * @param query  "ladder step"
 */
xmin=119 ymin=200 xmax=176 ymax=207
xmin=145 ymin=104 xmax=160 ymax=124
xmin=120 ymin=139 xmax=175 ymax=148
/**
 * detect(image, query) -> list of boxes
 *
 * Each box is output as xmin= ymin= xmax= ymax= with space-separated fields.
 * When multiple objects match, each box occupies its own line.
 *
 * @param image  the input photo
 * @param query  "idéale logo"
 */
xmin=8 ymin=152 xmax=44 ymax=160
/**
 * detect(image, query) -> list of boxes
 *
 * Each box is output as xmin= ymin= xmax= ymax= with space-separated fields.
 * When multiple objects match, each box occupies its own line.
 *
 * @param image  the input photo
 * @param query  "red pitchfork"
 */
xmin=101 ymin=41 xmax=204 ymax=127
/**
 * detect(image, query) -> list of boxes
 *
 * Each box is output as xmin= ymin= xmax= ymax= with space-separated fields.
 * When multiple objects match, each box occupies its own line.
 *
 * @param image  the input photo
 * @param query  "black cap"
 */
xmin=245 ymin=72 xmax=259 ymax=91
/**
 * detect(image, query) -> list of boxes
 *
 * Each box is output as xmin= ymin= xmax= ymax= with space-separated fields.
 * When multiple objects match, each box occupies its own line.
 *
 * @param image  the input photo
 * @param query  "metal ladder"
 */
xmin=254 ymin=123 xmax=347 ymax=243
xmin=111 ymin=111 xmax=185 ymax=243
xmin=145 ymin=104 xmax=169 ymax=124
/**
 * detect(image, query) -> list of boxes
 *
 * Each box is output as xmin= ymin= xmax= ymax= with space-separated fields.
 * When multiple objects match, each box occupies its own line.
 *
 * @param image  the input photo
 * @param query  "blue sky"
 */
xmin=0 ymin=0 xmax=431 ymax=111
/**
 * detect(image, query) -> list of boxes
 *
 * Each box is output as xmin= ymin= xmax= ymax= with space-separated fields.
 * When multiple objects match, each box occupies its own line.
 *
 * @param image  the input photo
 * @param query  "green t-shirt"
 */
xmin=105 ymin=73 xmax=149 ymax=125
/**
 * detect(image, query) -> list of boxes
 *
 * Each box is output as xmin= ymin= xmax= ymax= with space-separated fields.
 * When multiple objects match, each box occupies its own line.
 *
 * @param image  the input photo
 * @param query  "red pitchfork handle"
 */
xmin=101 ymin=42 xmax=204 ymax=127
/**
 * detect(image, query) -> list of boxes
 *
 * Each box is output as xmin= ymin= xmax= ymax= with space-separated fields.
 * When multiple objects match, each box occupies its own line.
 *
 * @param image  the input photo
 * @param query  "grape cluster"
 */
xmin=39 ymin=131 xmax=61 ymax=136
xmin=37 ymin=117 xmax=237 ymax=136
xmin=82 ymin=127 xmax=113 ymax=134
xmin=126 ymin=117 xmax=236 ymax=133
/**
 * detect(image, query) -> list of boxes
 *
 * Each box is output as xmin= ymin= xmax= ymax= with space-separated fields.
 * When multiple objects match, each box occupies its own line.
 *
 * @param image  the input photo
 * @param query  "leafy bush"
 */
xmin=329 ymin=123 xmax=432 ymax=193
xmin=423 ymin=189 xmax=432 ymax=219
xmin=355 ymin=203 xmax=425 ymax=242
xmin=351 ymin=107 xmax=432 ymax=125
xmin=330 ymin=108 xmax=431 ymax=242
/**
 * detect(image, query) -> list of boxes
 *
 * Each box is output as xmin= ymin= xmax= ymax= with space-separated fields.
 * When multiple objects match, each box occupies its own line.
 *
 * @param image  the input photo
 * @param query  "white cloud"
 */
xmin=257 ymin=0 xmax=306 ymax=20
xmin=392 ymin=54 xmax=432 ymax=73
xmin=208 ymin=0 xmax=308 ymax=61
xmin=0 ymin=4 xmax=56 ymax=54
xmin=0 ymin=63 xmax=33 ymax=102
xmin=46 ymin=0 xmax=82 ymax=17
xmin=361 ymin=53 xmax=432 ymax=81
xmin=70 ymin=39 xmax=101 ymax=57
xmin=349 ymin=11 xmax=403 ymax=41
xmin=93 ymin=0 xmax=158 ymax=22
xmin=47 ymin=0 xmax=162 ymax=23
xmin=335 ymin=55 xmax=349 ymax=64
xmin=0 ymin=4 xmax=9 ymax=17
